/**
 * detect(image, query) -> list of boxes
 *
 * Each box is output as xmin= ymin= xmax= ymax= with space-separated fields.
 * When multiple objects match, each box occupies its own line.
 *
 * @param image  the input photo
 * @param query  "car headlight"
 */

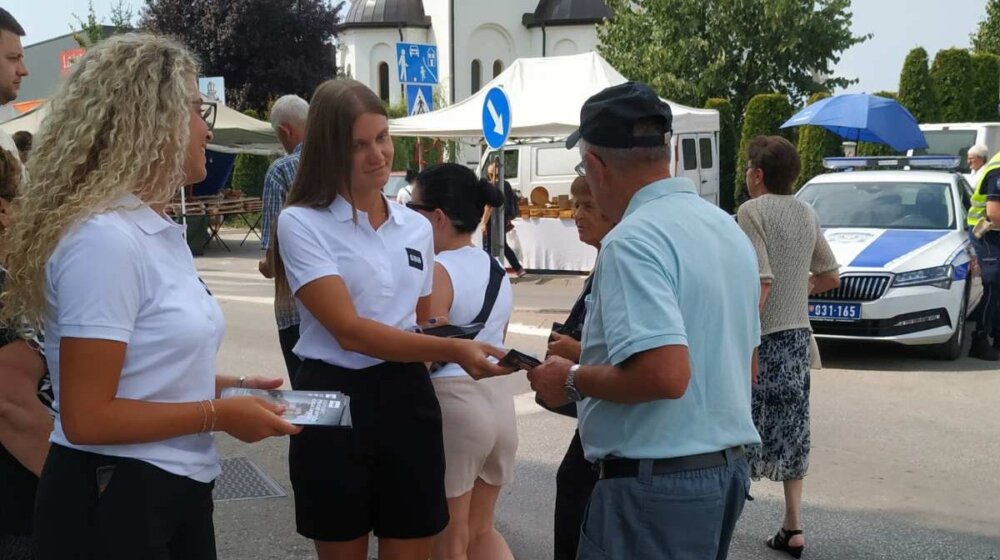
xmin=891 ymin=265 xmax=953 ymax=289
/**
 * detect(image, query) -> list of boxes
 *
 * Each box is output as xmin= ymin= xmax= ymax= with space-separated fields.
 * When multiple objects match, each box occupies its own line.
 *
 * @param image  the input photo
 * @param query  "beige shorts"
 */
xmin=431 ymin=375 xmax=518 ymax=498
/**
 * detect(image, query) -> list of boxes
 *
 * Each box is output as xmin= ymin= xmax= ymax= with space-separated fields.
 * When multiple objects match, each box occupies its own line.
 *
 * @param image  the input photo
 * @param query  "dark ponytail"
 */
xmin=414 ymin=163 xmax=504 ymax=234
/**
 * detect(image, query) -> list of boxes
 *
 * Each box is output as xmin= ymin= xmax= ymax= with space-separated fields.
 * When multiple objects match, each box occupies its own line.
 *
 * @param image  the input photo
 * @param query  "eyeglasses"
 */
xmin=575 ymin=161 xmax=586 ymax=177
xmin=405 ymin=202 xmax=436 ymax=213
xmin=200 ymin=101 xmax=217 ymax=131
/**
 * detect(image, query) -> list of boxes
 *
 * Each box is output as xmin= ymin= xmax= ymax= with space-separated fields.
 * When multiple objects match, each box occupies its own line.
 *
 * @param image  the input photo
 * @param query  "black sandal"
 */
xmin=766 ymin=528 xmax=805 ymax=558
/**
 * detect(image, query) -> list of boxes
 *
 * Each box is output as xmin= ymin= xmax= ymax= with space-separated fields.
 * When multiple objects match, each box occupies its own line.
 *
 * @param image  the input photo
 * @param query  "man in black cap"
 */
xmin=528 ymin=82 xmax=762 ymax=558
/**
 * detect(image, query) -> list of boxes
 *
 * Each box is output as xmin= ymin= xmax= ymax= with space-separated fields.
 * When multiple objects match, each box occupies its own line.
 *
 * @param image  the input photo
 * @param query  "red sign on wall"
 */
xmin=60 ymin=48 xmax=86 ymax=75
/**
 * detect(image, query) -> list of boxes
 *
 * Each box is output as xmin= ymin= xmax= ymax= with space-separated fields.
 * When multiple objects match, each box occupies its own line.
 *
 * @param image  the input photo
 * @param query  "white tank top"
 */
xmin=431 ymin=246 xmax=513 ymax=379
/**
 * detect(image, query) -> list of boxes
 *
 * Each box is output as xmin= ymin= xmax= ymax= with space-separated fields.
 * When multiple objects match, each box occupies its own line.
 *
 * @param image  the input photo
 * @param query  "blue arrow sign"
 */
xmin=405 ymin=84 xmax=434 ymax=116
xmin=482 ymin=87 xmax=511 ymax=149
xmin=396 ymin=42 xmax=438 ymax=84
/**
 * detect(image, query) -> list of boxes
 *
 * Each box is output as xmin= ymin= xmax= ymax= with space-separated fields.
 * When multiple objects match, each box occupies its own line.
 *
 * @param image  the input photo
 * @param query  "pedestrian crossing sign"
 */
xmin=406 ymin=84 xmax=434 ymax=116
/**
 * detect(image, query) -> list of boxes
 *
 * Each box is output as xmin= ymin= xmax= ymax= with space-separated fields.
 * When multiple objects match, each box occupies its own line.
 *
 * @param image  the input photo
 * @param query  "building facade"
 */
xmin=337 ymin=0 xmax=612 ymax=107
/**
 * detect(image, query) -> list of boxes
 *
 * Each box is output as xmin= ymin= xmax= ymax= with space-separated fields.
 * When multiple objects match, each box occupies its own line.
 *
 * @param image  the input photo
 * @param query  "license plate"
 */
xmin=808 ymin=302 xmax=861 ymax=321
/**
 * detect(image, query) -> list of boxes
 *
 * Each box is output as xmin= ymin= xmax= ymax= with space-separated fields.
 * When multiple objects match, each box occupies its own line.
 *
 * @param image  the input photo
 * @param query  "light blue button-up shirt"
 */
xmin=578 ymin=177 xmax=763 ymax=461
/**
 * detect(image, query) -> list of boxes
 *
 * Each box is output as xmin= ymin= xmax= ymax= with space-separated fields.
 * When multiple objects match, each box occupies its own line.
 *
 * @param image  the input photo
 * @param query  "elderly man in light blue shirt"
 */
xmin=529 ymin=82 xmax=762 ymax=559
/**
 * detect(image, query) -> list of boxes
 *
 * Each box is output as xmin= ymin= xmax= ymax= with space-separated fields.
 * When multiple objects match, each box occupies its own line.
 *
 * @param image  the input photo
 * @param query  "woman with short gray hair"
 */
xmin=739 ymin=135 xmax=841 ymax=558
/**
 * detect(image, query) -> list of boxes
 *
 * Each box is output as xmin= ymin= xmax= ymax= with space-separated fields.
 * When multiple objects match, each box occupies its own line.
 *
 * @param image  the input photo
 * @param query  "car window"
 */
xmin=797 ymin=181 xmax=955 ymax=230
xmin=382 ymin=176 xmax=408 ymax=197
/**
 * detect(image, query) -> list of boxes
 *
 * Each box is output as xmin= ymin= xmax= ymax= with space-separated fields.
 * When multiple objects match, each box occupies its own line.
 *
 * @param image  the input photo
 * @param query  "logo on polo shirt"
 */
xmin=406 ymin=248 xmax=424 ymax=271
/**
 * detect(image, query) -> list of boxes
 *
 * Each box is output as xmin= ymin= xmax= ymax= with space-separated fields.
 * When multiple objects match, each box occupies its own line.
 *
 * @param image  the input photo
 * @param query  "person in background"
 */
xmin=739 ymin=136 xmax=841 ymax=559
xmin=968 ymin=144 xmax=989 ymax=180
xmin=967 ymin=149 xmax=1000 ymax=360
xmin=406 ymin=163 xmax=517 ymax=560
xmin=482 ymin=159 xmax=527 ymax=278
xmin=12 ymin=131 xmax=29 ymax=163
xmin=0 ymin=34 xmax=300 ymax=559
xmin=259 ymin=94 xmax=309 ymax=383
xmin=0 ymin=9 xmax=28 ymax=153
xmin=545 ymin=175 xmax=615 ymax=560
xmin=528 ymin=82 xmax=762 ymax=560
xmin=0 ymin=149 xmax=50 ymax=560
xmin=395 ymin=168 xmax=418 ymax=205
xmin=274 ymin=79 xmax=511 ymax=560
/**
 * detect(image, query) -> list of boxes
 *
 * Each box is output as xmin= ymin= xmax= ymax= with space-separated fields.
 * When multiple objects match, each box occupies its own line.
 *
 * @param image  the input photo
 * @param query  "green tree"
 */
xmin=971 ymin=53 xmax=1000 ymax=121
xmin=142 ymin=0 xmax=342 ymax=113
xmin=898 ymin=47 xmax=938 ymax=123
xmin=795 ymin=92 xmax=842 ymax=189
xmin=735 ymin=93 xmax=793 ymax=205
xmin=71 ymin=0 xmax=133 ymax=48
xmin=972 ymin=0 xmax=1000 ymax=55
xmin=704 ymin=98 xmax=736 ymax=212
xmin=931 ymin=48 xmax=976 ymax=122
xmin=597 ymin=0 xmax=868 ymax=122
xmin=855 ymin=91 xmax=900 ymax=157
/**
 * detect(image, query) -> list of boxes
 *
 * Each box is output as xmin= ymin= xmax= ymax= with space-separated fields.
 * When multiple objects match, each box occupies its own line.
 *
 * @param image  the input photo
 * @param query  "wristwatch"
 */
xmin=564 ymin=364 xmax=585 ymax=402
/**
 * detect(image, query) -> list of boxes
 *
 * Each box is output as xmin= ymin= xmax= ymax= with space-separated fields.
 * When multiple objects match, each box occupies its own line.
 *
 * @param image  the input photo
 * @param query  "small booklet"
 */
xmin=220 ymin=388 xmax=352 ymax=427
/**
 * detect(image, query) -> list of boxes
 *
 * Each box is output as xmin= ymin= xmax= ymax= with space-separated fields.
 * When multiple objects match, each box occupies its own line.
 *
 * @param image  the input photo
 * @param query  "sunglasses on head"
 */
xmin=406 ymin=202 xmax=436 ymax=213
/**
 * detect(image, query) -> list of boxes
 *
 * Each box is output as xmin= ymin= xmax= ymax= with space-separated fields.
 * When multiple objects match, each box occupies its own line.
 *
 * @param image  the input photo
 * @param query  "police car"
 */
xmin=796 ymin=157 xmax=982 ymax=360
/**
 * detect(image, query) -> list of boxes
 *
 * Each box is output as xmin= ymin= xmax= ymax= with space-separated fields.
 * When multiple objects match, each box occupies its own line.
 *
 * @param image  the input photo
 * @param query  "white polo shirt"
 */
xmin=277 ymin=195 xmax=434 ymax=369
xmin=45 ymin=193 xmax=224 ymax=483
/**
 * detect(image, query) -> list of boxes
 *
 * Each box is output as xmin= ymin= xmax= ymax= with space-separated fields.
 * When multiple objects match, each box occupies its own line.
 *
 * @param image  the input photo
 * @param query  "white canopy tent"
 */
xmin=0 ymin=100 xmax=283 ymax=156
xmin=389 ymin=51 xmax=719 ymax=139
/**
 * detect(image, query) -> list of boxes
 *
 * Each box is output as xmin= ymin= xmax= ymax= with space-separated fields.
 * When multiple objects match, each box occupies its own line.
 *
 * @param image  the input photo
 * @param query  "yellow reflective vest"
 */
xmin=968 ymin=152 xmax=1000 ymax=227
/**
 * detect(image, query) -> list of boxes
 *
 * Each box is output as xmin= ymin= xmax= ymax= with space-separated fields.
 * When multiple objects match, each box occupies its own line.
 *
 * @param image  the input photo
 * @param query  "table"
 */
xmin=508 ymin=218 xmax=596 ymax=273
xmin=166 ymin=196 xmax=263 ymax=252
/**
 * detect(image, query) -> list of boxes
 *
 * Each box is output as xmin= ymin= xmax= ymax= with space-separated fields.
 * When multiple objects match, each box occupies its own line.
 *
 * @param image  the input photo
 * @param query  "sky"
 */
xmin=5 ymin=0 xmax=990 ymax=95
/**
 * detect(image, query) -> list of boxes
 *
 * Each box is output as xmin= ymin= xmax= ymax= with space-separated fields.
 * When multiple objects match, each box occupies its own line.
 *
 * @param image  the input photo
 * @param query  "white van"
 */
xmin=911 ymin=122 xmax=1000 ymax=172
xmin=479 ymin=133 xmax=721 ymax=206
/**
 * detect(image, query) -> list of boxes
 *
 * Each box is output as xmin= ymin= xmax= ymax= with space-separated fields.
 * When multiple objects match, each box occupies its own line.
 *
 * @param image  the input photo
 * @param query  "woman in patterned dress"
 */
xmin=0 ymin=148 xmax=52 ymax=560
xmin=737 ymin=136 xmax=841 ymax=558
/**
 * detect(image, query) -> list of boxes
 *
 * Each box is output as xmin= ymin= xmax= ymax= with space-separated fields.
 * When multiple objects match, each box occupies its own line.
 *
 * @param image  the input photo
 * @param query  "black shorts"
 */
xmin=289 ymin=359 xmax=449 ymax=542
xmin=34 ymin=444 xmax=216 ymax=560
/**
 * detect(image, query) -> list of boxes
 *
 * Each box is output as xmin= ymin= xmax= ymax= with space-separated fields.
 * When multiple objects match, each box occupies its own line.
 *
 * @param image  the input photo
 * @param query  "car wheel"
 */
xmin=929 ymin=288 xmax=968 ymax=361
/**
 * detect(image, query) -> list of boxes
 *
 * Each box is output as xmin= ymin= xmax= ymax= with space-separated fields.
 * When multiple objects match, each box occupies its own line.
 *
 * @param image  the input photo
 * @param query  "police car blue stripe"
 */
xmin=954 ymin=261 xmax=970 ymax=280
xmin=848 ymin=230 xmax=948 ymax=267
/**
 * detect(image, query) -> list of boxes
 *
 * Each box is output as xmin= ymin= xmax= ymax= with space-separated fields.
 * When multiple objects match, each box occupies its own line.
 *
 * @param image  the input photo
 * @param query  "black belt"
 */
xmin=596 ymin=446 xmax=745 ymax=480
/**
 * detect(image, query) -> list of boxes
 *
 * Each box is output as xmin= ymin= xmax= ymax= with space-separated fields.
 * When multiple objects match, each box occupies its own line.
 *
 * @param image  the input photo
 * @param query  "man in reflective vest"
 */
xmin=967 ymin=151 xmax=1000 ymax=360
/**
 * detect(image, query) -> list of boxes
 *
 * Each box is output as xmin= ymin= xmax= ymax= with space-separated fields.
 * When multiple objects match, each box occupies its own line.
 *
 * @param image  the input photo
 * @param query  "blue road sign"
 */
xmin=405 ymin=84 xmax=434 ymax=116
xmin=482 ymin=87 xmax=512 ymax=149
xmin=396 ymin=42 xmax=438 ymax=84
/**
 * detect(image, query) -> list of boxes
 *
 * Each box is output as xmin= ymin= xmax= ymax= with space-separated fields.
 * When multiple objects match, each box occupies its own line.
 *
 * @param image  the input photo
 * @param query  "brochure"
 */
xmin=221 ymin=388 xmax=352 ymax=427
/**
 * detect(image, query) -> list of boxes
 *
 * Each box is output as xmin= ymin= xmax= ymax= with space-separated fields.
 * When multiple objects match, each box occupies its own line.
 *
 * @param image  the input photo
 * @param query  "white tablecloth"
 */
xmin=508 ymin=218 xmax=596 ymax=273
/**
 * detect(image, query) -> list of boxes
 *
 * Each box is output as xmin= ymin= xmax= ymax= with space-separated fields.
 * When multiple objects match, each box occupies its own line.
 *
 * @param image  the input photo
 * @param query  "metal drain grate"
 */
xmin=213 ymin=457 xmax=287 ymax=502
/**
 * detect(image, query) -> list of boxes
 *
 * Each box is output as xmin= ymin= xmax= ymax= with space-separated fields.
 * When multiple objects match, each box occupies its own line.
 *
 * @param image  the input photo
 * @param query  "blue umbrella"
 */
xmin=780 ymin=93 xmax=928 ymax=151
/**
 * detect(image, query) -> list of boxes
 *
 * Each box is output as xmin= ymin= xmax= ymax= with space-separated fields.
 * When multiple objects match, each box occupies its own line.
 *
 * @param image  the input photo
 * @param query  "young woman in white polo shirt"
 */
xmin=274 ymin=80 xmax=511 ymax=560
xmin=0 ymin=34 xmax=300 ymax=559
xmin=405 ymin=163 xmax=518 ymax=560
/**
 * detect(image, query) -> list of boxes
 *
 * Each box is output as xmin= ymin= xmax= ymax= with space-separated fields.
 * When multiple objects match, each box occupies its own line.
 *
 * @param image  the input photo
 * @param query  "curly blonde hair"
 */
xmin=0 ymin=33 xmax=198 ymax=328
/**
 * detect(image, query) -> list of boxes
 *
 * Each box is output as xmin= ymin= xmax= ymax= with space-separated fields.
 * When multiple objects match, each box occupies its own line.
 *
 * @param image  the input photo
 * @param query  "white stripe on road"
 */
xmin=211 ymin=295 xmax=558 ymax=339
xmin=506 ymin=323 xmax=552 ymax=338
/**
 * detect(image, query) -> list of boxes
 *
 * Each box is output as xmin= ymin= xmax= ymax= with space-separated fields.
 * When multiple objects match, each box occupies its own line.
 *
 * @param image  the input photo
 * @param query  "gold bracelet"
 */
xmin=207 ymin=399 xmax=218 ymax=433
xmin=197 ymin=400 xmax=208 ymax=433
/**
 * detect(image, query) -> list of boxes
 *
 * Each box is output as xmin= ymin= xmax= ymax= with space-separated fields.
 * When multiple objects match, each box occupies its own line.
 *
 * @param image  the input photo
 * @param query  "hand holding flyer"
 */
xmin=221 ymin=388 xmax=352 ymax=427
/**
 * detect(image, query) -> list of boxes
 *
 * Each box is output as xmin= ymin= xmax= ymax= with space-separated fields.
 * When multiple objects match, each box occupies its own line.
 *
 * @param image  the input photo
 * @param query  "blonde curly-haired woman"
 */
xmin=0 ymin=34 xmax=300 ymax=559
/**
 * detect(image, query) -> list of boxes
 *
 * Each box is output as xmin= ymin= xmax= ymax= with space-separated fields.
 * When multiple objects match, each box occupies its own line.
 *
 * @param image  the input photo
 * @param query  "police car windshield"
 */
xmin=798 ymin=181 xmax=955 ymax=230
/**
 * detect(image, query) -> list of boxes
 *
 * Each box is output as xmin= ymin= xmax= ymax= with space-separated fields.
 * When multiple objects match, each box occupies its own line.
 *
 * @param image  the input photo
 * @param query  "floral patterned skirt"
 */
xmin=747 ymin=327 xmax=811 ymax=481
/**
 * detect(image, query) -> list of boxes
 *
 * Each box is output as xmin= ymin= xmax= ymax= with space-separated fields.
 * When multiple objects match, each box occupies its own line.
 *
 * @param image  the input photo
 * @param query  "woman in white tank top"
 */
xmin=406 ymin=164 xmax=517 ymax=560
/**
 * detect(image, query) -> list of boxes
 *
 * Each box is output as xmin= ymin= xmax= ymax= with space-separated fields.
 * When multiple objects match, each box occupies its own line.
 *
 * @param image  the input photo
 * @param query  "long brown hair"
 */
xmin=273 ymin=79 xmax=389 ymax=292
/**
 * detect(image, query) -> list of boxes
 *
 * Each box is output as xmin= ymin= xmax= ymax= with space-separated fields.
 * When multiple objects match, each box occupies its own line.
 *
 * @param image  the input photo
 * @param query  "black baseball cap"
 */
xmin=566 ymin=81 xmax=673 ymax=149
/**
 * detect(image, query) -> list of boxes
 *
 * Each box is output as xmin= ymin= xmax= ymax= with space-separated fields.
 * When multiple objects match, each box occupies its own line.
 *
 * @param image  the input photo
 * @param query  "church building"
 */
xmin=337 ymin=0 xmax=612 ymax=107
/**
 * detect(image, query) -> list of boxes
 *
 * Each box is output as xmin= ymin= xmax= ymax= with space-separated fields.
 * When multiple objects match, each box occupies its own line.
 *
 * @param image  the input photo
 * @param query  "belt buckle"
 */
xmin=597 ymin=460 xmax=606 ymax=479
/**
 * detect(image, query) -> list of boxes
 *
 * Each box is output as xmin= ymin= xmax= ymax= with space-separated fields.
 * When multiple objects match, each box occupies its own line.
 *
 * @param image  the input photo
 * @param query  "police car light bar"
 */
xmin=823 ymin=156 xmax=961 ymax=170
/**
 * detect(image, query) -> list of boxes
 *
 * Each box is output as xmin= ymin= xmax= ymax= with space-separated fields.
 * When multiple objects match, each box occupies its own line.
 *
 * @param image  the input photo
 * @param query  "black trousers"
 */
xmin=553 ymin=430 xmax=599 ymax=560
xmin=971 ymin=233 xmax=1000 ymax=336
xmin=278 ymin=323 xmax=302 ymax=387
xmin=34 ymin=444 xmax=216 ymax=560
xmin=483 ymin=228 xmax=524 ymax=272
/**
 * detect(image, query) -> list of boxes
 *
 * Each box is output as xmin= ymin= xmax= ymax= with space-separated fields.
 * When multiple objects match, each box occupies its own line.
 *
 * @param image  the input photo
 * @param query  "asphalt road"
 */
xmin=202 ymin=233 xmax=1000 ymax=560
